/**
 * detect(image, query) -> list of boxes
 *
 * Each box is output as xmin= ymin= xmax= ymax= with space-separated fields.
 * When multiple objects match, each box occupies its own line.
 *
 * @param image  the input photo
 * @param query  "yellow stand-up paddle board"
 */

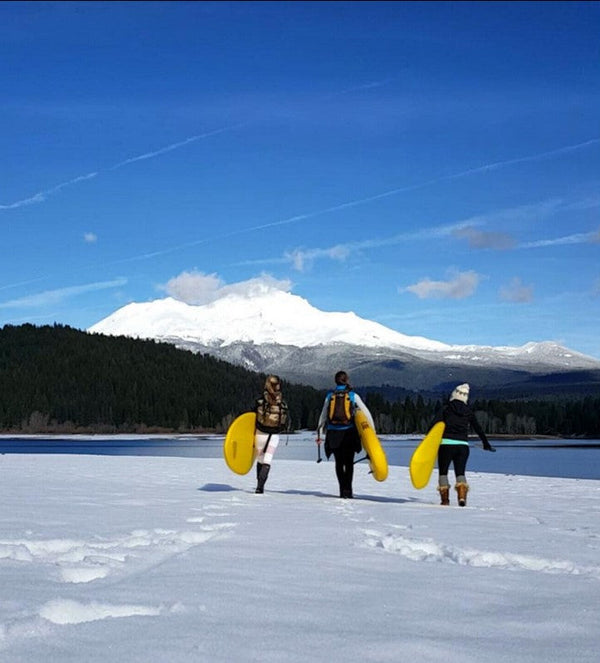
xmin=355 ymin=409 xmax=388 ymax=482
xmin=409 ymin=421 xmax=445 ymax=489
xmin=223 ymin=412 xmax=257 ymax=475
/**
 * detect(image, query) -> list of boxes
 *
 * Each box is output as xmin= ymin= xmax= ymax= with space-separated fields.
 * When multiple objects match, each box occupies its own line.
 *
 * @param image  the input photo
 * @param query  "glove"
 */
xmin=482 ymin=440 xmax=496 ymax=452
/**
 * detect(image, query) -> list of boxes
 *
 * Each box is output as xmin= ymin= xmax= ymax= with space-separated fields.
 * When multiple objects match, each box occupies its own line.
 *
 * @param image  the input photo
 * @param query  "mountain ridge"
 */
xmin=88 ymin=289 xmax=600 ymax=392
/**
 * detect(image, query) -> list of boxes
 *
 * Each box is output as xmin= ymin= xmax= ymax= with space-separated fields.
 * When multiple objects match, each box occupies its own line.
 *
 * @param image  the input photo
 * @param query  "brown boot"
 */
xmin=455 ymin=482 xmax=469 ymax=507
xmin=437 ymin=486 xmax=450 ymax=506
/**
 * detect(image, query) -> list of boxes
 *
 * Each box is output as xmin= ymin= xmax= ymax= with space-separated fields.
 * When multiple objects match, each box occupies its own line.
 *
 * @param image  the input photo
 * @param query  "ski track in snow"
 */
xmin=360 ymin=529 xmax=600 ymax=579
xmin=0 ymin=524 xmax=235 ymax=585
xmin=1 ymin=470 xmax=599 ymax=655
xmin=0 ymin=502 xmax=235 ymax=651
xmin=324 ymin=484 xmax=600 ymax=580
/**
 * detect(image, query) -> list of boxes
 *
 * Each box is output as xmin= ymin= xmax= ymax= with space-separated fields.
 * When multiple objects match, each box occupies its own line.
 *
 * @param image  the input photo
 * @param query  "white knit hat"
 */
xmin=451 ymin=383 xmax=470 ymax=404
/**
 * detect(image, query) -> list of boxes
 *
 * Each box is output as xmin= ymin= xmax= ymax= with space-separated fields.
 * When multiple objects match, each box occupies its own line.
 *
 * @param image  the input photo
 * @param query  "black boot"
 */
xmin=255 ymin=463 xmax=270 ymax=494
xmin=256 ymin=462 xmax=263 ymax=479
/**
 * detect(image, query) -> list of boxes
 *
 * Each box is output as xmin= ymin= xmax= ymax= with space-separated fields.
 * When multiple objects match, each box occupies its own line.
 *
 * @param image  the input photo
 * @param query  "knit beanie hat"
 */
xmin=450 ymin=383 xmax=470 ymax=404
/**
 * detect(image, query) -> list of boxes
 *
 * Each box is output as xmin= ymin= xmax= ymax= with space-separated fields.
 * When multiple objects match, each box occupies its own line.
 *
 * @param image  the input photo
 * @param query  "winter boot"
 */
xmin=455 ymin=482 xmax=469 ymax=507
xmin=255 ymin=463 xmax=270 ymax=494
xmin=437 ymin=485 xmax=450 ymax=506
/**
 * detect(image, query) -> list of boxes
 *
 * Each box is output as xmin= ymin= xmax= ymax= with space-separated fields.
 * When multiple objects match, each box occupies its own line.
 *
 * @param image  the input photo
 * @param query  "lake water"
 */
xmin=1 ymin=432 xmax=599 ymax=480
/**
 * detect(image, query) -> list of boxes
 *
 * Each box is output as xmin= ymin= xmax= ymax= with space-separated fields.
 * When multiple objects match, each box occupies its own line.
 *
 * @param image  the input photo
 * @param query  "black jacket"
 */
xmin=432 ymin=400 xmax=489 ymax=446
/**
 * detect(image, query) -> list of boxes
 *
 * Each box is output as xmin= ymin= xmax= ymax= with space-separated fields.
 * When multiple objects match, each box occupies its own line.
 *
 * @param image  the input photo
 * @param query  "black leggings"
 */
xmin=326 ymin=428 xmax=360 ymax=494
xmin=333 ymin=445 xmax=355 ymax=494
xmin=438 ymin=444 xmax=470 ymax=479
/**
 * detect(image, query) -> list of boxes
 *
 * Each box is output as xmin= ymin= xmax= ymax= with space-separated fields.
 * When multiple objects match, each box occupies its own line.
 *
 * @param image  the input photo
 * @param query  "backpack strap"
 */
xmin=261 ymin=433 xmax=272 ymax=454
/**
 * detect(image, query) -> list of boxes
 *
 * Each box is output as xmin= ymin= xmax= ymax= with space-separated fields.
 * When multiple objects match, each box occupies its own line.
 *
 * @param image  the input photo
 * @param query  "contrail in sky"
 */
xmin=0 ymin=124 xmax=244 ymax=210
xmin=0 ymin=173 xmax=98 ymax=210
xmin=441 ymin=138 xmax=600 ymax=179
xmin=0 ymin=276 xmax=48 ymax=292
xmin=1 ymin=76 xmax=391 ymax=211
xmin=107 ymin=137 xmax=600 ymax=265
xmin=520 ymin=230 xmax=599 ymax=249
xmin=109 ymin=124 xmax=246 ymax=170
xmin=236 ymin=220 xmax=481 ymax=268
xmin=213 ymin=138 xmax=600 ymax=235
xmin=288 ymin=138 xmax=600 ymax=225
xmin=0 ymin=277 xmax=127 ymax=309
xmin=327 ymin=77 xmax=399 ymax=97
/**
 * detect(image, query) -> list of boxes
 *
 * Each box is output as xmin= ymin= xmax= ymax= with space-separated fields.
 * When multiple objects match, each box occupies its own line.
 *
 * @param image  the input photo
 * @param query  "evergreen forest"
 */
xmin=1 ymin=324 xmax=599 ymax=437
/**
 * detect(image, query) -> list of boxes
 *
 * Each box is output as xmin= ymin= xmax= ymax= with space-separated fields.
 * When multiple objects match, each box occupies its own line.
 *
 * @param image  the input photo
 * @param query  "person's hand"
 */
xmin=482 ymin=440 xmax=496 ymax=452
xmin=316 ymin=436 xmax=322 ymax=445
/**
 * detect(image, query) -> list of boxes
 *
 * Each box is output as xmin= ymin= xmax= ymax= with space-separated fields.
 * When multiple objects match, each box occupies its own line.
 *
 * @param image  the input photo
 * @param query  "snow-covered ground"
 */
xmin=1 ymin=450 xmax=599 ymax=662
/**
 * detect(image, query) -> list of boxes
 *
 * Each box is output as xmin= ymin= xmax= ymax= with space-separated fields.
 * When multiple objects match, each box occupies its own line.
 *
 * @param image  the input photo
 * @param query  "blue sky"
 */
xmin=1 ymin=1 xmax=599 ymax=358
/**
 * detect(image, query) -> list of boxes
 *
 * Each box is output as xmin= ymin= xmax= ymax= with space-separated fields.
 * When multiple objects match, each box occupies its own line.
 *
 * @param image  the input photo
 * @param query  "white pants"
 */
xmin=254 ymin=431 xmax=280 ymax=465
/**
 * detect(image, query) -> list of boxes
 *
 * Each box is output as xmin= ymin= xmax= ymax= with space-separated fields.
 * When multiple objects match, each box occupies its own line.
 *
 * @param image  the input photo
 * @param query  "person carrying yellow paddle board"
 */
xmin=253 ymin=375 xmax=289 ymax=494
xmin=316 ymin=370 xmax=376 ymax=499
xmin=430 ymin=383 xmax=495 ymax=506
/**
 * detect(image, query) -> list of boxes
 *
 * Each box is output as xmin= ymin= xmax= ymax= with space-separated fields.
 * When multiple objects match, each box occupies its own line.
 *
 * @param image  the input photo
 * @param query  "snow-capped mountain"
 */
xmin=89 ymin=290 xmax=450 ymax=351
xmin=88 ymin=289 xmax=600 ymax=392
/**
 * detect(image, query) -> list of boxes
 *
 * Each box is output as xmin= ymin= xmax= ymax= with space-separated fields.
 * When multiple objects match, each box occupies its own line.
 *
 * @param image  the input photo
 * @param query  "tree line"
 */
xmin=0 ymin=324 xmax=598 ymax=437
xmin=0 ymin=324 xmax=324 ymax=434
xmin=362 ymin=391 xmax=600 ymax=437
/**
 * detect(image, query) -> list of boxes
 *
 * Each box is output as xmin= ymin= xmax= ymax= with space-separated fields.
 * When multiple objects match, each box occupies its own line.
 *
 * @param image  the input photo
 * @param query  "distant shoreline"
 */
xmin=1 ymin=430 xmax=597 ymax=442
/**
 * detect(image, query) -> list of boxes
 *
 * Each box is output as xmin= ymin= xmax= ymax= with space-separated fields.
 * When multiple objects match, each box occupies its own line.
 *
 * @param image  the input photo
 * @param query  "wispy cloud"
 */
xmin=400 ymin=270 xmax=481 ymax=300
xmin=0 ymin=278 xmax=127 ymax=309
xmin=458 ymin=196 xmax=600 ymax=250
xmin=499 ymin=277 xmax=534 ymax=303
xmin=284 ymin=246 xmax=351 ymax=271
xmin=453 ymin=226 xmax=516 ymax=250
xmin=0 ymin=124 xmax=243 ymax=211
xmin=236 ymin=220 xmax=481 ymax=271
xmin=161 ymin=270 xmax=291 ymax=305
xmin=84 ymin=232 xmax=98 ymax=243
xmin=280 ymin=196 xmax=597 ymax=269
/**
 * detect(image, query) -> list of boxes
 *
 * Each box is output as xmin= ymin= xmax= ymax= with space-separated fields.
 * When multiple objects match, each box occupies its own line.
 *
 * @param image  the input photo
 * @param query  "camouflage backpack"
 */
xmin=255 ymin=375 xmax=289 ymax=432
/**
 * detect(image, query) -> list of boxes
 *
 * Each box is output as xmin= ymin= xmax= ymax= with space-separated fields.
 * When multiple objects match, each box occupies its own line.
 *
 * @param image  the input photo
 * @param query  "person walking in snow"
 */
xmin=253 ymin=375 xmax=289 ymax=494
xmin=431 ymin=383 xmax=495 ymax=506
xmin=316 ymin=370 xmax=376 ymax=499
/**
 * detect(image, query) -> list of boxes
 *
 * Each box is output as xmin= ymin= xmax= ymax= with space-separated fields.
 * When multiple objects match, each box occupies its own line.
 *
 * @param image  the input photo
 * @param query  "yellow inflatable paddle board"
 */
xmin=409 ymin=421 xmax=445 ymax=489
xmin=223 ymin=412 xmax=257 ymax=475
xmin=355 ymin=409 xmax=388 ymax=482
